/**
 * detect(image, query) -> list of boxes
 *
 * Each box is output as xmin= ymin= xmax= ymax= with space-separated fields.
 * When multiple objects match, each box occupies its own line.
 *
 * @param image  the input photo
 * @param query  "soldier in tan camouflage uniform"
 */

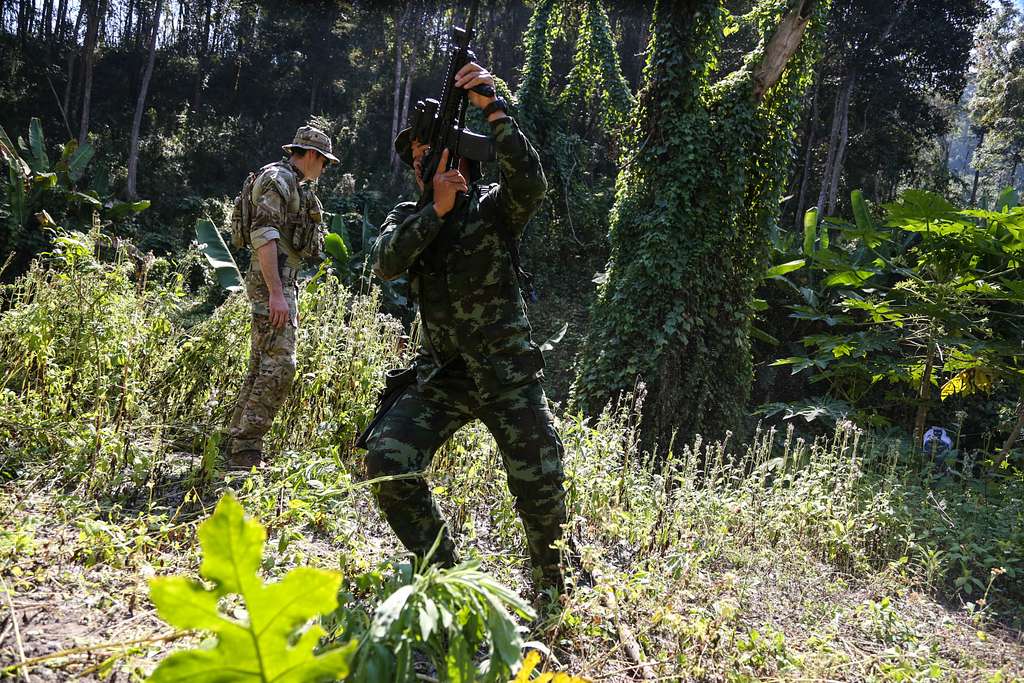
xmin=363 ymin=62 xmax=568 ymax=590
xmin=227 ymin=126 xmax=336 ymax=469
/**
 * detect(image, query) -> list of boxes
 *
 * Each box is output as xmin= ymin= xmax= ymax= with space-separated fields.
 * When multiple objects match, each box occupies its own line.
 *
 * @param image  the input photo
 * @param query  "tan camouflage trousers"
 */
xmin=228 ymin=271 xmax=298 ymax=456
xmin=364 ymin=364 xmax=567 ymax=586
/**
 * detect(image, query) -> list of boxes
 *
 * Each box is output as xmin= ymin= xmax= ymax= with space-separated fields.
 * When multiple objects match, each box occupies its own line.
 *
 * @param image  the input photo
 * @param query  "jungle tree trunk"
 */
xmin=78 ymin=0 xmax=104 ymax=147
xmin=794 ymin=70 xmax=820 ymax=229
xmin=190 ymin=0 xmax=212 ymax=110
xmin=825 ymin=76 xmax=854 ymax=214
xmin=574 ymin=0 xmax=826 ymax=451
xmin=62 ymin=4 xmax=84 ymax=119
xmin=123 ymin=0 xmax=134 ymax=43
xmin=126 ymin=0 xmax=162 ymax=200
xmin=54 ymin=0 xmax=67 ymax=43
xmin=998 ymin=399 xmax=1024 ymax=465
xmin=816 ymin=73 xmax=854 ymax=217
xmin=393 ymin=57 xmax=415 ymax=182
xmin=42 ymin=0 xmax=53 ymax=39
xmin=970 ymin=131 xmax=983 ymax=205
xmin=389 ymin=7 xmax=406 ymax=176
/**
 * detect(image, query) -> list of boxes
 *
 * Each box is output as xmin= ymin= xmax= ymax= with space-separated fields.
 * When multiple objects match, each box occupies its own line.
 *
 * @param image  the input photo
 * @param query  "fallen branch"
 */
xmin=0 ymin=631 xmax=189 ymax=675
xmin=600 ymin=588 xmax=656 ymax=680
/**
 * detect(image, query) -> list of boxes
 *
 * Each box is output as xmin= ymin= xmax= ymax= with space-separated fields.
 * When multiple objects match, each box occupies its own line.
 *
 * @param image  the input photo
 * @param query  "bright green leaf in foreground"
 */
xmin=766 ymin=259 xmax=806 ymax=279
xmin=149 ymin=495 xmax=357 ymax=682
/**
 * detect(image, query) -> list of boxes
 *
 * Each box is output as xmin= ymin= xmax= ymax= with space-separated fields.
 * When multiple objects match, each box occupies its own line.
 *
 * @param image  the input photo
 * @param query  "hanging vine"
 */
xmin=513 ymin=0 xmax=638 ymax=274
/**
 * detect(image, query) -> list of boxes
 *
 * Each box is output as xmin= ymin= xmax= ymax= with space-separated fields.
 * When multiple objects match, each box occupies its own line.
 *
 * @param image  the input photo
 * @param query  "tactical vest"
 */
xmin=230 ymin=161 xmax=324 ymax=267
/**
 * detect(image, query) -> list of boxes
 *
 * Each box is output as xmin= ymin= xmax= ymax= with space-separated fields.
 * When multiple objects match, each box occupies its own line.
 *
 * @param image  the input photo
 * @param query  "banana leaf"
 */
xmin=107 ymin=199 xmax=150 ymax=220
xmin=64 ymin=140 xmax=94 ymax=183
xmin=7 ymin=161 xmax=27 ymax=227
xmin=195 ymin=218 xmax=242 ymax=292
xmin=324 ymin=232 xmax=350 ymax=263
xmin=28 ymin=117 xmax=49 ymax=172
xmin=0 ymin=124 xmax=30 ymax=176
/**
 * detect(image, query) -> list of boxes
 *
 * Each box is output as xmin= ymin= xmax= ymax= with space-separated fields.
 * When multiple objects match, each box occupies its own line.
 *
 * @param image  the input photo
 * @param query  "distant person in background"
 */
xmin=227 ymin=125 xmax=335 ymax=470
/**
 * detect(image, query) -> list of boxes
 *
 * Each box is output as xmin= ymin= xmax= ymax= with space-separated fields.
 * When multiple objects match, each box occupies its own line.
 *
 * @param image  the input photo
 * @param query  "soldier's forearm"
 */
xmin=256 ymin=240 xmax=285 ymax=298
xmin=372 ymin=206 xmax=444 ymax=280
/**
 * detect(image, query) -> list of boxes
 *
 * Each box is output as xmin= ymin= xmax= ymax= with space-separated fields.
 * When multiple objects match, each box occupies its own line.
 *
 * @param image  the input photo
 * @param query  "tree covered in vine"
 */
xmin=512 ymin=0 xmax=635 ymax=278
xmin=573 ymin=0 xmax=830 ymax=451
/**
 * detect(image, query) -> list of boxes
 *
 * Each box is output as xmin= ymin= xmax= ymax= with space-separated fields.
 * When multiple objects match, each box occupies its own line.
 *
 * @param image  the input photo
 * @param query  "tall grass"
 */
xmin=0 ymin=225 xmax=403 ymax=496
xmin=2 ymin=223 xmax=1021 ymax=678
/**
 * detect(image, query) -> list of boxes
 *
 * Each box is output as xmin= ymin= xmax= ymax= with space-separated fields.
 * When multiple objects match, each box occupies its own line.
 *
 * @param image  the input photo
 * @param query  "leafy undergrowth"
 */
xmin=2 ymin=232 xmax=1023 ymax=681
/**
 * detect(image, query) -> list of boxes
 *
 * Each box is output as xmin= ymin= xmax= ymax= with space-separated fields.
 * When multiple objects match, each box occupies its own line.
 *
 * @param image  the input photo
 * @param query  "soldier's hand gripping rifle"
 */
xmin=409 ymin=0 xmax=496 ymax=203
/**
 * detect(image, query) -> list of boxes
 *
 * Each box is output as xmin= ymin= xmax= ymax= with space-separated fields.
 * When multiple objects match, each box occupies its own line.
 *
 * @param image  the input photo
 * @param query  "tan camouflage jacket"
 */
xmin=249 ymin=159 xmax=324 ymax=271
xmin=371 ymin=116 xmax=548 ymax=397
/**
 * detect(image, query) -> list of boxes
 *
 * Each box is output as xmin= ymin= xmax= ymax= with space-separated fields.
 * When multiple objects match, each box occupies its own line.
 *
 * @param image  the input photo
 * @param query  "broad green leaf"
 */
xmin=765 ymin=259 xmax=805 ymax=279
xmin=195 ymin=218 xmax=242 ymax=292
xmin=324 ymin=232 xmax=350 ymax=263
xmin=803 ymin=208 xmax=817 ymax=256
xmin=750 ymin=325 xmax=779 ymax=346
xmin=32 ymin=172 xmax=57 ymax=188
xmin=824 ymin=269 xmax=876 ymax=287
xmin=149 ymin=495 xmax=357 ymax=683
xmin=851 ymin=189 xmax=870 ymax=231
xmin=885 ymin=189 xmax=959 ymax=226
xmin=844 ymin=190 xmax=887 ymax=247
xmin=106 ymin=199 xmax=151 ymax=220
xmin=28 ymin=117 xmax=49 ymax=172
xmin=0 ymin=123 xmax=28 ymax=174
xmin=940 ymin=367 xmax=994 ymax=400
xmin=995 ymin=186 xmax=1019 ymax=212
xmin=71 ymin=190 xmax=102 ymax=206
xmin=67 ymin=140 xmax=94 ymax=182
xmin=329 ymin=212 xmax=352 ymax=249
xmin=7 ymin=161 xmax=28 ymax=227
xmin=771 ymin=356 xmax=824 ymax=373
xmin=371 ymin=585 xmax=415 ymax=638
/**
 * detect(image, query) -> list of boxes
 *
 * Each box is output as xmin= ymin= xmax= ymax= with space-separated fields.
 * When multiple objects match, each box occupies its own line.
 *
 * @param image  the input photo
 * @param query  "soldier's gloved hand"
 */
xmin=431 ymin=149 xmax=468 ymax=218
xmin=454 ymin=61 xmax=496 ymax=110
xmin=269 ymin=291 xmax=289 ymax=329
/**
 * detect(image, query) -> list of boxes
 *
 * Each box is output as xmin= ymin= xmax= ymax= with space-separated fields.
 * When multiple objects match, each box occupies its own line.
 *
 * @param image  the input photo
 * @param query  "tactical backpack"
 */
xmin=229 ymin=171 xmax=258 ymax=250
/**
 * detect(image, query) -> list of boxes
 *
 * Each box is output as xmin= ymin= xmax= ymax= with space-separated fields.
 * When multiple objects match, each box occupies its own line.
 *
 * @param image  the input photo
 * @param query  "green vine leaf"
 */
xmin=149 ymin=495 xmax=356 ymax=682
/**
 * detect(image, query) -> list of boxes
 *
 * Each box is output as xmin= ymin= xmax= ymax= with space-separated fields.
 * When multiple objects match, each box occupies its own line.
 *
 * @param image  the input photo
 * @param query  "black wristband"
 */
xmin=482 ymin=97 xmax=508 ymax=118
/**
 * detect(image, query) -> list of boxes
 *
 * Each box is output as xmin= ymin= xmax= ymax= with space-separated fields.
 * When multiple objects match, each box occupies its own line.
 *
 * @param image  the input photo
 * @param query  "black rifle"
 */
xmin=409 ymin=0 xmax=496 ymax=197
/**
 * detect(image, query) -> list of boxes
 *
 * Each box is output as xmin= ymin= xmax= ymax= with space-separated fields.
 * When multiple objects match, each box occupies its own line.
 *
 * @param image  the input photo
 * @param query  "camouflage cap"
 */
xmin=283 ymin=125 xmax=339 ymax=164
xmin=394 ymin=127 xmax=414 ymax=168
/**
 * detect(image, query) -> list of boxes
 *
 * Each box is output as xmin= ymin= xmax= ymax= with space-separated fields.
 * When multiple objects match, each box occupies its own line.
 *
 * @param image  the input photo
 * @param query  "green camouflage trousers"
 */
xmin=364 ymin=367 xmax=567 ymax=584
xmin=228 ymin=268 xmax=298 ymax=455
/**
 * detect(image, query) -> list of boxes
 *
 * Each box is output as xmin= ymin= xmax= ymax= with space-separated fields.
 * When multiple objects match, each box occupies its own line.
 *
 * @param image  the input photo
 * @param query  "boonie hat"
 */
xmin=283 ymin=125 xmax=339 ymax=164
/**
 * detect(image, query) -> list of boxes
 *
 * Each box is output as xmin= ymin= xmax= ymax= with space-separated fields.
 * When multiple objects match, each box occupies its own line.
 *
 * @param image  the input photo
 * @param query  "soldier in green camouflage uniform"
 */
xmin=227 ymin=125 xmax=336 ymax=469
xmin=364 ymin=61 xmax=567 ymax=588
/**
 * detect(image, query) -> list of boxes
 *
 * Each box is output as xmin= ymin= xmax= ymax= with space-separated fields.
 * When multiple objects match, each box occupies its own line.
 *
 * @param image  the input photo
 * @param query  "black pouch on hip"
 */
xmin=354 ymin=366 xmax=418 ymax=450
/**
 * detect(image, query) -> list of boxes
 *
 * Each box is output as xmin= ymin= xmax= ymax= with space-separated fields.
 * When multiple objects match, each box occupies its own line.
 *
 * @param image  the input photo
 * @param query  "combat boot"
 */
xmin=226 ymin=448 xmax=263 ymax=471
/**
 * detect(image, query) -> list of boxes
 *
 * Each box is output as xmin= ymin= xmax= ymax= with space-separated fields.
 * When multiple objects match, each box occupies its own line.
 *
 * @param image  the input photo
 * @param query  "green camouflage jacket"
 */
xmin=371 ymin=116 xmax=548 ymax=397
